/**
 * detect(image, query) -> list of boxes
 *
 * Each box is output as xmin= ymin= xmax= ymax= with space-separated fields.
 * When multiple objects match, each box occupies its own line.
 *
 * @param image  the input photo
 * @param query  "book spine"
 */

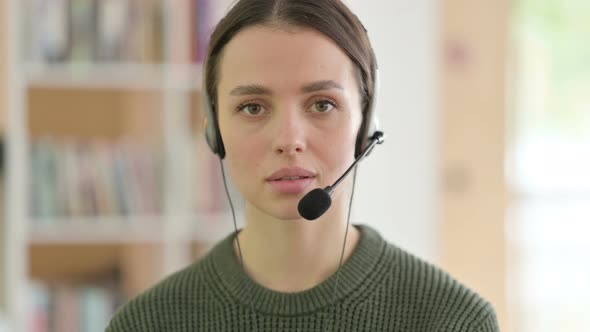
xmin=68 ymin=0 xmax=98 ymax=63
xmin=96 ymin=0 xmax=131 ymax=62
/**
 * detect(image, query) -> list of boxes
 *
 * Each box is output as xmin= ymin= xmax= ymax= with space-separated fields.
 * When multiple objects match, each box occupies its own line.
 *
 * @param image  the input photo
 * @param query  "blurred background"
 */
xmin=0 ymin=0 xmax=589 ymax=331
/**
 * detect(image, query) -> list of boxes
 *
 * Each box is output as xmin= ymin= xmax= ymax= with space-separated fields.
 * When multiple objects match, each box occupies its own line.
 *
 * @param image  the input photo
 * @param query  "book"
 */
xmin=29 ymin=281 xmax=50 ymax=332
xmin=53 ymin=285 xmax=80 ymax=332
xmin=30 ymin=139 xmax=164 ymax=219
xmin=29 ymin=281 xmax=119 ymax=332
xmin=28 ymin=0 xmax=70 ymax=62
xmin=68 ymin=0 xmax=98 ymax=63
xmin=168 ymin=0 xmax=193 ymax=64
xmin=80 ymin=286 xmax=113 ymax=332
xmin=96 ymin=0 xmax=131 ymax=62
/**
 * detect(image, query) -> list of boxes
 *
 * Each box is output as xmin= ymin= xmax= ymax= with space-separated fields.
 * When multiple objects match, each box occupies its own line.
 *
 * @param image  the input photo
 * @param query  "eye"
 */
xmin=310 ymin=100 xmax=337 ymax=113
xmin=237 ymin=103 xmax=266 ymax=116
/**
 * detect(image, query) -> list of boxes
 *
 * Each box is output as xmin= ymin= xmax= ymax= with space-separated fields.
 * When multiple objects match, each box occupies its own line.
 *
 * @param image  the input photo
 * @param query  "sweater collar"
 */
xmin=207 ymin=224 xmax=387 ymax=316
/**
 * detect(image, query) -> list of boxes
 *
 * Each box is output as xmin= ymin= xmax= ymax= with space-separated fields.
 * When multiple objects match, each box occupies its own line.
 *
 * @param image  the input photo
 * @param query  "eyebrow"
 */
xmin=229 ymin=84 xmax=271 ymax=96
xmin=301 ymin=80 xmax=343 ymax=93
xmin=229 ymin=80 xmax=343 ymax=96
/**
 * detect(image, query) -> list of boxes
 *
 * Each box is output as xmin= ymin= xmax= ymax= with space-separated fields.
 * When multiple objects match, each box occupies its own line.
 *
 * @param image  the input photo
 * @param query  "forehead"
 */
xmin=218 ymin=25 xmax=358 ymax=92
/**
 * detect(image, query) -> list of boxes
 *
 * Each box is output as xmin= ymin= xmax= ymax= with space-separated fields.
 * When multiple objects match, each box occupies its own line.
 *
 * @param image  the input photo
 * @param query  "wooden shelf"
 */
xmin=29 ymin=242 xmax=164 ymax=299
xmin=29 ymin=244 xmax=123 ymax=283
xmin=28 ymin=88 xmax=165 ymax=141
xmin=24 ymin=62 xmax=203 ymax=91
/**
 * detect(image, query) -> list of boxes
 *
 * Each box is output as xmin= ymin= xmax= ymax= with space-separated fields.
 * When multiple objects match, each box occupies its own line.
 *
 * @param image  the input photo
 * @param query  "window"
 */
xmin=509 ymin=1 xmax=590 ymax=331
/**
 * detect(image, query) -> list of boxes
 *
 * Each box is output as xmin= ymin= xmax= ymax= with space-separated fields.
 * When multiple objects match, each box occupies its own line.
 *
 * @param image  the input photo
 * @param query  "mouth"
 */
xmin=266 ymin=166 xmax=317 ymax=181
xmin=266 ymin=167 xmax=317 ymax=194
xmin=269 ymin=175 xmax=314 ymax=181
xmin=266 ymin=177 xmax=316 ymax=195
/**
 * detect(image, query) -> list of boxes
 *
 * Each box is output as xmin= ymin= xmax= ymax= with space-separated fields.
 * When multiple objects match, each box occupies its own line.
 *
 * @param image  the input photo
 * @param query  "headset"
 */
xmin=203 ymin=65 xmax=380 ymax=160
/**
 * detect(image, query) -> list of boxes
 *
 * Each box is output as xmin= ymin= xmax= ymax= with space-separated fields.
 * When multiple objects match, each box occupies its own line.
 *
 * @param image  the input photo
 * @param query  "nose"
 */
xmin=272 ymin=109 xmax=306 ymax=156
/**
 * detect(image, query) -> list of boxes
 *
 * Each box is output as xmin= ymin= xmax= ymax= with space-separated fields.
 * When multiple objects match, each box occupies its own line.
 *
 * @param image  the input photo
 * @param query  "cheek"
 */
xmin=222 ymin=128 xmax=266 ymax=179
xmin=316 ymin=123 xmax=359 ymax=175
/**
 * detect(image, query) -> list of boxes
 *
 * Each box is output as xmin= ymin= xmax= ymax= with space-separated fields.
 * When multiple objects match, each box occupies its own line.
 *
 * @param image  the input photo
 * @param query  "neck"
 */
xmin=234 ymin=194 xmax=360 ymax=293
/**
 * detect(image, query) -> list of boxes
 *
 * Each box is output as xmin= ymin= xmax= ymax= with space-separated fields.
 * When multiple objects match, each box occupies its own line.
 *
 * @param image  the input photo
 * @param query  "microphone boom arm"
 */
xmin=325 ymin=131 xmax=384 ymax=195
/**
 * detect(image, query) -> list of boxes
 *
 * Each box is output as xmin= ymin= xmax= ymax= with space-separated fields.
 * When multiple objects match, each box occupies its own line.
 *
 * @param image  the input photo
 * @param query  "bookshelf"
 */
xmin=4 ymin=0 xmax=235 ymax=331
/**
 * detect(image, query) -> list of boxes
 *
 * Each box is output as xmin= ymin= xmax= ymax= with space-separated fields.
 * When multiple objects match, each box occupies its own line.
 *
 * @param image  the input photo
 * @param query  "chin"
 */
xmin=250 ymin=201 xmax=305 ymax=221
xmin=243 ymin=190 xmax=305 ymax=219
xmin=269 ymin=207 xmax=305 ymax=221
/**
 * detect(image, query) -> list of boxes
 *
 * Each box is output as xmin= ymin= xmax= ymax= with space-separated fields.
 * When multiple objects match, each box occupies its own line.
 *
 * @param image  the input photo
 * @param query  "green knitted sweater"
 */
xmin=106 ymin=225 xmax=499 ymax=331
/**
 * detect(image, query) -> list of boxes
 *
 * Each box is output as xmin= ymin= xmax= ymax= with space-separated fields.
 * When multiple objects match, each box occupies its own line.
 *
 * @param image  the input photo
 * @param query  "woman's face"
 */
xmin=216 ymin=25 xmax=363 ymax=220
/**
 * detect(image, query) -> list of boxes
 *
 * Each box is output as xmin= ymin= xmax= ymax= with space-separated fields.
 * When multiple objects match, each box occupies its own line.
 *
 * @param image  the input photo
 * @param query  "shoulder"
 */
xmin=383 ymin=243 xmax=499 ymax=331
xmin=106 ymin=257 xmax=210 ymax=332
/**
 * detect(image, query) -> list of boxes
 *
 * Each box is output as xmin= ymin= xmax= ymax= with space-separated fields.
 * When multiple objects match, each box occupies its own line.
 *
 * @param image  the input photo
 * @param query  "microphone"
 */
xmin=298 ymin=131 xmax=385 ymax=220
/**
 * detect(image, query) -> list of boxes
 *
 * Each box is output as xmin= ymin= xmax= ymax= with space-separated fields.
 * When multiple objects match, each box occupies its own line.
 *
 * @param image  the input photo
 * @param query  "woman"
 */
xmin=107 ymin=0 xmax=499 ymax=331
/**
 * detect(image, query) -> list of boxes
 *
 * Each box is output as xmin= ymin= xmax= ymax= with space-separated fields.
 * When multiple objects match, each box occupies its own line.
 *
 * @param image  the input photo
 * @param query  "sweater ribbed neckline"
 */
xmin=206 ymin=224 xmax=388 ymax=316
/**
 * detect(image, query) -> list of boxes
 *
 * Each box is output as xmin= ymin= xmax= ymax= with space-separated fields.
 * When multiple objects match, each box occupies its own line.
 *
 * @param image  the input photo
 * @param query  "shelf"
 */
xmin=29 ymin=244 xmax=122 ymax=282
xmin=27 ymin=212 xmax=237 ymax=245
xmin=28 ymin=216 xmax=165 ymax=244
xmin=24 ymin=62 xmax=203 ymax=91
xmin=191 ymin=212 xmax=238 ymax=244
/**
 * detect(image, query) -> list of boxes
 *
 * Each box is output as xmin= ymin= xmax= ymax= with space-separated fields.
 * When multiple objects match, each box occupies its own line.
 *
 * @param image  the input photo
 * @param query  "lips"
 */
xmin=266 ymin=167 xmax=316 ymax=181
xmin=266 ymin=167 xmax=316 ymax=194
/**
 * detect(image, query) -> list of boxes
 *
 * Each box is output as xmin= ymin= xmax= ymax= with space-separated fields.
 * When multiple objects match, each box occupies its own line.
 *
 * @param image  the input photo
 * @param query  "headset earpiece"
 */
xmin=203 ymin=90 xmax=226 ymax=159
xmin=355 ymin=68 xmax=380 ymax=158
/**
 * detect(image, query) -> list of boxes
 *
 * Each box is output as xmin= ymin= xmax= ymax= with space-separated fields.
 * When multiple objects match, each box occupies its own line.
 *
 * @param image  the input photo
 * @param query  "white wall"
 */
xmin=345 ymin=0 xmax=440 ymax=262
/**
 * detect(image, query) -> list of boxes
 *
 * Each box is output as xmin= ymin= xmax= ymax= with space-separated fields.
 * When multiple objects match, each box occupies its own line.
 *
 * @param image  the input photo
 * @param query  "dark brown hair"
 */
xmin=204 ymin=0 xmax=377 ymax=115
